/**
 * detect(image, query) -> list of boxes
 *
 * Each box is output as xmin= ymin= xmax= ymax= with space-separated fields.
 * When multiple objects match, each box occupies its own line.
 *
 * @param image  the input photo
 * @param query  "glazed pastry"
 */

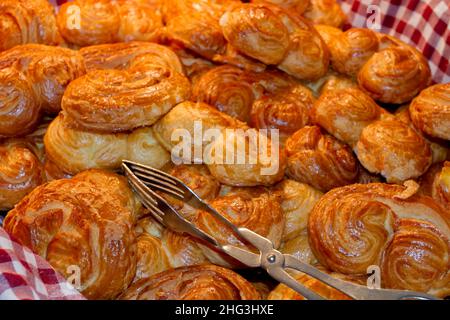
xmin=206 ymin=128 xmax=287 ymax=186
xmin=308 ymin=182 xmax=450 ymax=297
xmin=420 ymin=162 xmax=450 ymax=211
xmin=120 ymin=265 xmax=260 ymax=300
xmin=410 ymin=83 xmax=450 ymax=141
xmin=57 ymin=0 xmax=163 ymax=47
xmin=0 ymin=44 xmax=85 ymax=137
xmin=275 ymin=179 xmax=322 ymax=242
xmin=0 ymin=0 xmax=63 ymax=52
xmin=251 ymin=0 xmax=310 ymax=15
xmin=303 ymin=0 xmax=347 ymax=28
xmin=220 ymin=3 xmax=329 ymax=80
xmin=0 ymin=140 xmax=44 ymax=211
xmin=312 ymin=87 xmax=386 ymax=147
xmin=193 ymin=188 xmax=284 ymax=267
xmin=279 ymin=231 xmax=317 ymax=265
xmin=153 ymin=101 xmax=247 ymax=163
xmin=286 ymin=126 xmax=360 ymax=192
xmin=356 ymin=119 xmax=432 ymax=182
xmin=171 ymin=46 xmax=214 ymax=84
xmin=44 ymin=114 xmax=170 ymax=176
xmin=62 ymin=43 xmax=191 ymax=133
xmin=358 ymin=34 xmax=431 ymax=104
xmin=3 ymin=170 xmax=138 ymax=299
xmin=313 ymin=24 xmax=343 ymax=48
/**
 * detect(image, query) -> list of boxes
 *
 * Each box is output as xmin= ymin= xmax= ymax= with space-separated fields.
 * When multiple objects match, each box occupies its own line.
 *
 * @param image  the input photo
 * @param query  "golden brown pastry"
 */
xmin=279 ymin=231 xmax=317 ymax=265
xmin=171 ymin=46 xmax=214 ymax=84
xmin=220 ymin=3 xmax=329 ymax=80
xmin=206 ymin=128 xmax=287 ymax=186
xmin=410 ymin=83 xmax=450 ymax=141
xmin=0 ymin=139 xmax=44 ymax=211
xmin=286 ymin=126 xmax=359 ymax=192
xmin=153 ymin=101 xmax=247 ymax=163
xmin=120 ymin=264 xmax=260 ymax=300
xmin=308 ymin=182 xmax=450 ymax=297
xmin=356 ymin=119 xmax=432 ymax=183
xmin=420 ymin=162 xmax=450 ymax=211
xmin=44 ymin=114 xmax=170 ymax=176
xmin=3 ymin=169 xmax=138 ymax=299
xmin=62 ymin=43 xmax=191 ymax=133
xmin=0 ymin=44 xmax=85 ymax=137
xmin=251 ymin=0 xmax=310 ymax=15
xmin=312 ymin=87 xmax=386 ymax=147
xmin=0 ymin=0 xmax=63 ymax=52
xmin=303 ymin=0 xmax=347 ymax=28
xmin=57 ymin=0 xmax=163 ymax=47
xmin=193 ymin=188 xmax=284 ymax=267
xmin=358 ymin=34 xmax=431 ymax=104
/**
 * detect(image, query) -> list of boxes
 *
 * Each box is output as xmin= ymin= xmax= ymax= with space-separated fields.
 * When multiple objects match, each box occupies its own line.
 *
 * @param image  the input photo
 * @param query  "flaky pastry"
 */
xmin=303 ymin=0 xmax=347 ymax=28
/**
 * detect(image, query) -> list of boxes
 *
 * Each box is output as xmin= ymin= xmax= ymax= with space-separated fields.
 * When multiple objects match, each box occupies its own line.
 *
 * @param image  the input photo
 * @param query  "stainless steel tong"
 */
xmin=122 ymin=160 xmax=439 ymax=301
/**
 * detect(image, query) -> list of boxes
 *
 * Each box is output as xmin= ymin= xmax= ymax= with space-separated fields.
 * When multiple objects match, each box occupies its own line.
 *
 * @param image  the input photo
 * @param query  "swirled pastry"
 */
xmin=279 ymin=231 xmax=317 ymax=265
xmin=120 ymin=265 xmax=260 ymax=300
xmin=286 ymin=126 xmax=359 ymax=192
xmin=312 ymin=88 xmax=386 ymax=147
xmin=3 ymin=170 xmax=138 ymax=299
xmin=0 ymin=140 xmax=44 ymax=211
xmin=57 ymin=0 xmax=163 ymax=47
xmin=0 ymin=0 xmax=63 ymax=52
xmin=358 ymin=35 xmax=431 ymax=104
xmin=220 ymin=3 xmax=329 ymax=80
xmin=206 ymin=128 xmax=287 ymax=186
xmin=251 ymin=0 xmax=310 ymax=15
xmin=153 ymin=101 xmax=247 ymax=163
xmin=0 ymin=44 xmax=85 ymax=137
xmin=356 ymin=119 xmax=432 ymax=182
xmin=420 ymin=162 xmax=450 ymax=211
xmin=62 ymin=43 xmax=191 ymax=133
xmin=308 ymin=182 xmax=450 ymax=296
xmin=193 ymin=188 xmax=284 ymax=267
xmin=171 ymin=46 xmax=214 ymax=84
xmin=44 ymin=114 xmax=170 ymax=175
xmin=303 ymin=0 xmax=347 ymax=28
xmin=410 ymin=83 xmax=450 ymax=141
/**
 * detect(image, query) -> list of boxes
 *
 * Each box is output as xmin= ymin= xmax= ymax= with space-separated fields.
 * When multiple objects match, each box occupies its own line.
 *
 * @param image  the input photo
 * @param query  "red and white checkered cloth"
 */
xmin=0 ymin=227 xmax=85 ymax=300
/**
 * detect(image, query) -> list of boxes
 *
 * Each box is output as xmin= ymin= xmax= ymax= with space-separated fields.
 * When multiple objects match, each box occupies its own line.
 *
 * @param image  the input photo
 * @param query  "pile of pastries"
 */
xmin=0 ymin=0 xmax=449 ymax=300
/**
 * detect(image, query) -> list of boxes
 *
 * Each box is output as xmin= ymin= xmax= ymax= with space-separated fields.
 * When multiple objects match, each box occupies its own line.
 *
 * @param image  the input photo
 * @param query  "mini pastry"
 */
xmin=303 ymin=0 xmax=347 ymax=28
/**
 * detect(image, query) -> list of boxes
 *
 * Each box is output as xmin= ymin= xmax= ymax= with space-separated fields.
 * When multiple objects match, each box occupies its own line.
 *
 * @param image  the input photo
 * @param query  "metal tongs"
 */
xmin=122 ymin=160 xmax=439 ymax=300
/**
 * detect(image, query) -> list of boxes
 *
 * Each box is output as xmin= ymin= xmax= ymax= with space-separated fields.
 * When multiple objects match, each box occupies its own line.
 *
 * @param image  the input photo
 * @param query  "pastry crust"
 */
xmin=303 ymin=0 xmax=347 ymax=28
xmin=3 ymin=170 xmax=138 ymax=299
xmin=286 ymin=126 xmax=359 ymax=192
xmin=308 ymin=182 xmax=450 ymax=296
xmin=57 ymin=0 xmax=163 ymax=47
xmin=410 ymin=83 xmax=450 ymax=141
xmin=0 ymin=0 xmax=63 ymax=52
xmin=120 ymin=264 xmax=260 ymax=300
xmin=356 ymin=119 xmax=432 ymax=182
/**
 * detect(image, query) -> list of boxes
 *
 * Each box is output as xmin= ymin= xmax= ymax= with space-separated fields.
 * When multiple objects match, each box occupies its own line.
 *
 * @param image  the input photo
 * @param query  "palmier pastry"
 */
xmin=0 ymin=44 xmax=85 ymax=137
xmin=356 ymin=119 xmax=432 ymax=182
xmin=62 ymin=43 xmax=191 ymax=133
xmin=0 ymin=139 xmax=44 ymax=211
xmin=303 ymin=0 xmax=347 ymax=28
xmin=120 ymin=265 xmax=260 ymax=300
xmin=44 ymin=114 xmax=170 ymax=176
xmin=308 ymin=182 xmax=450 ymax=297
xmin=420 ymin=162 xmax=450 ymax=211
xmin=57 ymin=0 xmax=163 ymax=47
xmin=251 ymin=0 xmax=310 ymax=15
xmin=3 ymin=170 xmax=138 ymax=299
xmin=220 ymin=3 xmax=329 ymax=80
xmin=206 ymin=128 xmax=287 ymax=186
xmin=358 ymin=34 xmax=431 ymax=104
xmin=171 ymin=46 xmax=214 ymax=84
xmin=279 ymin=231 xmax=317 ymax=265
xmin=286 ymin=126 xmax=359 ymax=192
xmin=153 ymin=101 xmax=247 ymax=163
xmin=0 ymin=0 xmax=63 ymax=52
xmin=410 ymin=83 xmax=450 ymax=141
xmin=193 ymin=188 xmax=284 ymax=267
xmin=312 ymin=87 xmax=386 ymax=147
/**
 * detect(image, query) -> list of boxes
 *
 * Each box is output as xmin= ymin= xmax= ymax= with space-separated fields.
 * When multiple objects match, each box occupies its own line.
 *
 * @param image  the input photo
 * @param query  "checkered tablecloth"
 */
xmin=0 ymin=227 xmax=85 ymax=300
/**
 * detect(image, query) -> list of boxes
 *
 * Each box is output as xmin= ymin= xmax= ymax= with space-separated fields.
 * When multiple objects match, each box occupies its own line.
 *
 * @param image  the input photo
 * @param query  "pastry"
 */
xmin=286 ymin=126 xmax=360 ymax=192
xmin=303 ymin=0 xmax=347 ymax=28
xmin=120 ymin=264 xmax=260 ymax=300
xmin=0 ymin=0 xmax=63 ymax=52
xmin=3 ymin=169 xmax=138 ymax=299
xmin=420 ymin=162 xmax=450 ymax=211
xmin=410 ymin=83 xmax=450 ymax=141
xmin=356 ymin=119 xmax=432 ymax=182
xmin=251 ymin=0 xmax=310 ymax=15
xmin=0 ymin=44 xmax=85 ymax=137
xmin=57 ymin=0 xmax=163 ymax=47
xmin=62 ymin=42 xmax=191 ymax=133
xmin=308 ymin=182 xmax=450 ymax=297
